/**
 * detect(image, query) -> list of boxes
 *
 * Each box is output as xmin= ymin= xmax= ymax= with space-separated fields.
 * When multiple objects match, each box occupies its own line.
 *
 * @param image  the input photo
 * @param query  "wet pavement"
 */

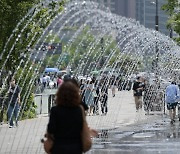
xmin=1 ymin=90 xmax=180 ymax=153
xmin=89 ymin=115 xmax=180 ymax=154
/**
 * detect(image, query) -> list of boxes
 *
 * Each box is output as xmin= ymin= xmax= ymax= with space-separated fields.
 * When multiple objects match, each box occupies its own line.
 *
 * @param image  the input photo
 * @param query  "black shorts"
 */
xmin=167 ymin=103 xmax=178 ymax=110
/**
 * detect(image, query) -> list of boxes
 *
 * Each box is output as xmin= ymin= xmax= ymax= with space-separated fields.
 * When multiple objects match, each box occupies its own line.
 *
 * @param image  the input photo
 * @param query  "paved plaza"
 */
xmin=0 ymin=89 xmax=180 ymax=153
xmin=1 ymin=0 xmax=180 ymax=153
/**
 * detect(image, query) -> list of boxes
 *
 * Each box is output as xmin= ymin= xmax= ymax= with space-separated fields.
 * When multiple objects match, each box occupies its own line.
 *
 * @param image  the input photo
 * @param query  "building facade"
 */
xmin=92 ymin=0 xmax=169 ymax=36
xmin=93 ymin=0 xmax=136 ymax=18
xmin=136 ymin=0 xmax=169 ymax=36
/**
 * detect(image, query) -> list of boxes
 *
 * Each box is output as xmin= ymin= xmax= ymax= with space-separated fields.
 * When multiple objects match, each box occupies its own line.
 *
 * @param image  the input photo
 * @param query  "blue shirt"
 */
xmin=165 ymin=84 xmax=180 ymax=104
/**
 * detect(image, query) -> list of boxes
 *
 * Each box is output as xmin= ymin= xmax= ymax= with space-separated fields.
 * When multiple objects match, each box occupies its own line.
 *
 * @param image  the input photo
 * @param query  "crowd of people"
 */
xmin=37 ymin=73 xmax=125 ymax=116
xmin=4 ymin=72 xmax=180 ymax=129
xmin=40 ymin=73 xmax=171 ymax=117
xmin=43 ymin=74 xmax=180 ymax=153
xmin=132 ymin=76 xmax=167 ymax=113
xmin=132 ymin=75 xmax=180 ymax=125
xmin=35 ymin=73 xmax=64 ymax=92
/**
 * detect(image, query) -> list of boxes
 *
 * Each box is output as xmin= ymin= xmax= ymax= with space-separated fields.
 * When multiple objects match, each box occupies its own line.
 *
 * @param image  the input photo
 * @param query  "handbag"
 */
xmin=42 ymin=133 xmax=54 ymax=154
xmin=80 ymin=105 xmax=92 ymax=153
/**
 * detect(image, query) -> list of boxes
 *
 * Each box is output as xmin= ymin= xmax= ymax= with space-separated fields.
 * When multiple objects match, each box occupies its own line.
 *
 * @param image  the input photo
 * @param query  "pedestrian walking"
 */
xmin=100 ymin=79 xmax=108 ymax=115
xmin=84 ymin=80 xmax=94 ymax=115
xmin=117 ymin=75 xmax=123 ymax=91
xmin=42 ymin=75 xmax=47 ymax=88
xmin=165 ymin=81 xmax=180 ymax=124
xmin=93 ymin=80 xmax=100 ymax=115
xmin=7 ymin=79 xmax=20 ymax=128
xmin=46 ymin=74 xmax=51 ymax=88
xmin=44 ymin=81 xmax=97 ymax=154
xmin=132 ymin=76 xmax=145 ymax=112
xmin=110 ymin=75 xmax=116 ymax=97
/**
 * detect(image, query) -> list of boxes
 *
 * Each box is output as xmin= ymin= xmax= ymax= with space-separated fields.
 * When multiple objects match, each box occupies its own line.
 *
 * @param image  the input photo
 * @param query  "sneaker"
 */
xmin=9 ymin=125 xmax=13 ymax=128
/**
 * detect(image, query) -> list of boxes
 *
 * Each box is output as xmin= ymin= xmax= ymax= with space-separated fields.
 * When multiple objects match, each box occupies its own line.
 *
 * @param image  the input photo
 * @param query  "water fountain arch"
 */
xmin=0 ymin=0 xmax=180 ymax=153
xmin=1 ymin=0 xmax=180 ymax=121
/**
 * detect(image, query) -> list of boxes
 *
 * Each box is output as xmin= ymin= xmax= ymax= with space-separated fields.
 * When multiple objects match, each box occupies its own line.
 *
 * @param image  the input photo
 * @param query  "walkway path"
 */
xmin=0 ymin=89 xmax=162 ymax=153
xmin=87 ymin=90 xmax=160 ymax=131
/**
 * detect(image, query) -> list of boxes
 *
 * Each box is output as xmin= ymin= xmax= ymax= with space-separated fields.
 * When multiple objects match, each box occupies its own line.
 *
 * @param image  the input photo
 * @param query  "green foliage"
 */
xmin=162 ymin=0 xmax=177 ymax=15
xmin=43 ymin=54 xmax=60 ymax=68
xmin=0 ymin=0 xmax=39 ymax=50
xmin=45 ymin=33 xmax=61 ymax=43
xmin=0 ymin=0 xmax=65 ymax=70
xmin=62 ymin=26 xmax=78 ymax=31
xmin=0 ymin=0 xmax=65 ymax=120
xmin=162 ymin=0 xmax=180 ymax=44
xmin=21 ymin=93 xmax=37 ymax=120
xmin=62 ymin=26 xmax=141 ymax=75
xmin=14 ymin=65 xmax=37 ymax=119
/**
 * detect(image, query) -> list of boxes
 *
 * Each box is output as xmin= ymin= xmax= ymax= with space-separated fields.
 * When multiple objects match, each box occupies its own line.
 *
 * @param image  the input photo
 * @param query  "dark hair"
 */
xmin=171 ymin=81 xmax=176 ymax=85
xmin=136 ymin=76 xmax=140 ymax=80
xmin=63 ymin=78 xmax=79 ymax=88
xmin=56 ymin=82 xmax=81 ymax=107
xmin=63 ymin=74 xmax=71 ymax=81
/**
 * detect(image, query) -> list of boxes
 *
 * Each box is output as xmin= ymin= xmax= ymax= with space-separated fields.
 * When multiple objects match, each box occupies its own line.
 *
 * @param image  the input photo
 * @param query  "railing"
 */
xmin=144 ymin=88 xmax=166 ymax=115
xmin=0 ymin=93 xmax=56 ymax=123
xmin=34 ymin=93 xmax=55 ymax=115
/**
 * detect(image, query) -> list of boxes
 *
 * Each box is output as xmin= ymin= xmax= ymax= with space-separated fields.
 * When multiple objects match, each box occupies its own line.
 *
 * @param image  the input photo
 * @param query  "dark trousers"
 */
xmin=8 ymin=104 xmax=19 ymax=126
xmin=0 ymin=105 xmax=4 ymax=123
xmin=93 ymin=97 xmax=99 ymax=114
xmin=101 ymin=96 xmax=108 ymax=114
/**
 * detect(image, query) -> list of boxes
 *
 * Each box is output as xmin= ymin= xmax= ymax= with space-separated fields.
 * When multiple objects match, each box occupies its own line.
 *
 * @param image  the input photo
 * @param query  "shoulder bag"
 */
xmin=80 ymin=105 xmax=92 ymax=153
xmin=42 ymin=133 xmax=54 ymax=154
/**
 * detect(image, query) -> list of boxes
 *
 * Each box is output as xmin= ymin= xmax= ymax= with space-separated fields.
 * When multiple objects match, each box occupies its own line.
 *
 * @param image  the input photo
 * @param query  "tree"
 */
xmin=162 ymin=0 xmax=180 ymax=44
xmin=0 ymin=0 xmax=66 ymax=120
xmin=0 ymin=0 xmax=65 ymax=70
xmin=0 ymin=0 xmax=39 ymax=51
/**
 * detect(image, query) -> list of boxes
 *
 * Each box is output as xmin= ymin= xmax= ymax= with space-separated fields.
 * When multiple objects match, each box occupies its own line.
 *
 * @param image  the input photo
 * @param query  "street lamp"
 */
xmin=155 ymin=0 xmax=159 ymax=31
xmin=155 ymin=0 xmax=159 ymax=75
xmin=151 ymin=0 xmax=159 ymax=75
xmin=169 ymin=28 xmax=173 ymax=38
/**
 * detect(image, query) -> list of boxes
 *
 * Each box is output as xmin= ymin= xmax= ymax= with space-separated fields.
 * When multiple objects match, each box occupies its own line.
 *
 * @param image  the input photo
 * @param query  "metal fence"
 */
xmin=34 ymin=94 xmax=56 ymax=115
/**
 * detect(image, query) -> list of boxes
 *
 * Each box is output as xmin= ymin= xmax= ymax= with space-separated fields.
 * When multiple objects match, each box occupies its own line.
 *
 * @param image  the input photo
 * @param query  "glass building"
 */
xmin=92 ymin=0 xmax=169 ymax=36
xmin=136 ymin=0 xmax=169 ymax=36
xmin=92 ymin=0 xmax=136 ymax=18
